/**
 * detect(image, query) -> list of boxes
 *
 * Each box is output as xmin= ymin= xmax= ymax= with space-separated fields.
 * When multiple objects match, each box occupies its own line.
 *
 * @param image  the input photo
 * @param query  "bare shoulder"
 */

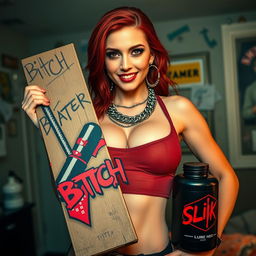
xmin=160 ymin=95 xmax=196 ymax=115
xmin=159 ymin=95 xmax=206 ymax=134
xmin=158 ymin=95 xmax=198 ymax=134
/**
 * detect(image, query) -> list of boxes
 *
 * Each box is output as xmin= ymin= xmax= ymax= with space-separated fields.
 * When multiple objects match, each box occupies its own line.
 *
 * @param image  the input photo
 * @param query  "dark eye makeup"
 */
xmin=131 ymin=48 xmax=145 ymax=56
xmin=105 ymin=46 xmax=145 ymax=59
xmin=106 ymin=50 xmax=120 ymax=59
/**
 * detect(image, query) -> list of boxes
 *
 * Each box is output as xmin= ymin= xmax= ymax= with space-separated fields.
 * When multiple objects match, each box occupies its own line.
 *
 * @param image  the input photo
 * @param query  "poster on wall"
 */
xmin=237 ymin=37 xmax=256 ymax=155
xmin=168 ymin=52 xmax=210 ymax=88
xmin=222 ymin=21 xmax=256 ymax=168
xmin=0 ymin=70 xmax=13 ymax=103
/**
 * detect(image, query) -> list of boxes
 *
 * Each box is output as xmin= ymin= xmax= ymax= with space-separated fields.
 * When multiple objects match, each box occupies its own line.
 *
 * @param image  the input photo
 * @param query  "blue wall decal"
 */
xmin=167 ymin=25 xmax=190 ymax=41
xmin=200 ymin=28 xmax=217 ymax=48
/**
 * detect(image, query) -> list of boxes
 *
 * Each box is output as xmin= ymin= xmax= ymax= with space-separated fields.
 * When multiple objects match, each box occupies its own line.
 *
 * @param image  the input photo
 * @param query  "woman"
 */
xmin=22 ymin=7 xmax=239 ymax=256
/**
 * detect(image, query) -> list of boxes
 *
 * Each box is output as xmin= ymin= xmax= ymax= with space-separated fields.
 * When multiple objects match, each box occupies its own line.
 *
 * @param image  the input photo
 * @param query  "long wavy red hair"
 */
xmin=86 ymin=6 xmax=175 ymax=119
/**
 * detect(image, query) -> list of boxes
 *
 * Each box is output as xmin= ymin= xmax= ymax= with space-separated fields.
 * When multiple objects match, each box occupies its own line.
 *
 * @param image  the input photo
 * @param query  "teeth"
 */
xmin=121 ymin=74 xmax=135 ymax=79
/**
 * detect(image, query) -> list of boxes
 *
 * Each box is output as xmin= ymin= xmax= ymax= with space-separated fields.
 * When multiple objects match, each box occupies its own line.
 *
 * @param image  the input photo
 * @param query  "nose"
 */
xmin=120 ymin=55 xmax=131 ymax=71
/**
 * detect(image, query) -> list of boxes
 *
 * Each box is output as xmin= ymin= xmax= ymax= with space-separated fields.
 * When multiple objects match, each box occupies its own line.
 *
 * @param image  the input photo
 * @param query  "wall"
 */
xmin=0 ymin=25 xmax=29 ymax=191
xmin=0 ymin=24 xmax=47 ymax=253
xmin=0 ymin=25 xmax=71 ymax=255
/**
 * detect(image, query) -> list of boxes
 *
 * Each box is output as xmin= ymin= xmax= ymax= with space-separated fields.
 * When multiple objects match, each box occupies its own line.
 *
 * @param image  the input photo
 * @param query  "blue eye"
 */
xmin=132 ymin=48 xmax=144 ymax=56
xmin=106 ymin=51 xmax=120 ymax=59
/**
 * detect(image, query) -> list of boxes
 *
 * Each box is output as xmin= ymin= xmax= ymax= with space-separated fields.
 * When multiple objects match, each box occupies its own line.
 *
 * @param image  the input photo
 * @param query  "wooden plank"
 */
xmin=22 ymin=43 xmax=137 ymax=256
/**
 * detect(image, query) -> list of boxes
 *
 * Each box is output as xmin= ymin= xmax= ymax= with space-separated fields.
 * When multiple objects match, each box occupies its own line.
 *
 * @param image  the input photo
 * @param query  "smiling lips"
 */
xmin=118 ymin=72 xmax=137 ymax=82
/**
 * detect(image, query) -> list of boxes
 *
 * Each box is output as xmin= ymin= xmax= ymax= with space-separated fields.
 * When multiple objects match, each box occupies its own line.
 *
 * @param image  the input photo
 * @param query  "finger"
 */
xmin=22 ymin=89 xmax=50 ymax=107
xmin=23 ymin=85 xmax=46 ymax=98
xmin=23 ymin=85 xmax=46 ymax=104
xmin=22 ymin=97 xmax=50 ymax=127
xmin=22 ymin=95 xmax=50 ymax=112
xmin=23 ymin=87 xmax=47 ymax=104
xmin=22 ymin=98 xmax=50 ymax=115
xmin=24 ymin=84 xmax=46 ymax=93
xmin=22 ymin=95 xmax=50 ymax=121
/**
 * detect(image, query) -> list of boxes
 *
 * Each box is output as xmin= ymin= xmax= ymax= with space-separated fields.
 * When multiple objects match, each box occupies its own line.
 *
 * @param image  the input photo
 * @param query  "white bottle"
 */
xmin=3 ymin=171 xmax=24 ymax=210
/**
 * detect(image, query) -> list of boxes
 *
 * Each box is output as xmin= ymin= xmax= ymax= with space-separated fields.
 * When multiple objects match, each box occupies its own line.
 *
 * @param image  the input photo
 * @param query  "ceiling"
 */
xmin=0 ymin=0 xmax=256 ymax=37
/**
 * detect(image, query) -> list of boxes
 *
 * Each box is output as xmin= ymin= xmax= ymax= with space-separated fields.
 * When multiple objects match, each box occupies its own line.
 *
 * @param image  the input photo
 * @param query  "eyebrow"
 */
xmin=105 ymin=44 xmax=145 ymax=51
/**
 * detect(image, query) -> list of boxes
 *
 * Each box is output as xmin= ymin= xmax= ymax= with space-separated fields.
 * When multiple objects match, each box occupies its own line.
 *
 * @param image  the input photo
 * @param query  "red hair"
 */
xmin=86 ymin=6 xmax=175 ymax=118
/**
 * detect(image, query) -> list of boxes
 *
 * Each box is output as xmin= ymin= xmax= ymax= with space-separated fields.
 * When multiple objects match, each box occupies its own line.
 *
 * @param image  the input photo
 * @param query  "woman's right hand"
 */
xmin=21 ymin=85 xmax=50 ymax=128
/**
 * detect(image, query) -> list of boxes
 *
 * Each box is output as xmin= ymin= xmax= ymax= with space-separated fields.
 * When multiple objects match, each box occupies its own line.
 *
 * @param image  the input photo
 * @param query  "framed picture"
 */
xmin=168 ymin=52 xmax=214 ymax=154
xmin=168 ymin=52 xmax=211 ymax=88
xmin=0 ymin=70 xmax=13 ymax=102
xmin=2 ymin=54 xmax=19 ymax=69
xmin=222 ymin=21 xmax=256 ymax=168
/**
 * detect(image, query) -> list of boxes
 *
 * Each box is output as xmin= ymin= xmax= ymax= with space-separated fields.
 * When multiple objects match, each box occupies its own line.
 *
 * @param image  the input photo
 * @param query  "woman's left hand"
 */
xmin=168 ymin=248 xmax=216 ymax=256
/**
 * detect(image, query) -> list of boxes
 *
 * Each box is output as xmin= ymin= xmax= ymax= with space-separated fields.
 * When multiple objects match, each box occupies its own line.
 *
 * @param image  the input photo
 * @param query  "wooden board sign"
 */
xmin=22 ymin=43 xmax=137 ymax=256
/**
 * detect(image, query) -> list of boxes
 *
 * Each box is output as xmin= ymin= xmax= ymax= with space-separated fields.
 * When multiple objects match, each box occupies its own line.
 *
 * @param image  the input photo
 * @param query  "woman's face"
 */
xmin=105 ymin=26 xmax=154 ymax=92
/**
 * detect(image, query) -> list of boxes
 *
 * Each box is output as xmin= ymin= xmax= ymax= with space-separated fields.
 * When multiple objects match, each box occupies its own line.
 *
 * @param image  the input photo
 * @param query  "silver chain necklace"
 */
xmin=107 ymin=88 xmax=157 ymax=128
xmin=113 ymin=97 xmax=148 ymax=109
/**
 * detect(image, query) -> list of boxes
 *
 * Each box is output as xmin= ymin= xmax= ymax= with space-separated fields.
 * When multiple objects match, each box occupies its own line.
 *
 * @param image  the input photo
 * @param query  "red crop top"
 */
xmin=108 ymin=96 xmax=181 ymax=198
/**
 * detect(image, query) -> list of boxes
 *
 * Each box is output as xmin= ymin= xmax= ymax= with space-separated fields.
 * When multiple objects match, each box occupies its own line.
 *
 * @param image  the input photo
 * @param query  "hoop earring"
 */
xmin=110 ymin=81 xmax=115 ymax=92
xmin=146 ymin=64 xmax=160 ymax=88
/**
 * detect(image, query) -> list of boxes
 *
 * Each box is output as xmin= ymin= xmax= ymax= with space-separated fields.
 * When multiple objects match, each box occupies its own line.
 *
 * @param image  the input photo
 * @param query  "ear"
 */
xmin=149 ymin=54 xmax=155 ymax=65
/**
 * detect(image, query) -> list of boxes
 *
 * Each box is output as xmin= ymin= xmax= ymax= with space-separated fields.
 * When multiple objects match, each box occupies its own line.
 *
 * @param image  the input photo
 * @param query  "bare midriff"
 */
xmin=117 ymin=194 xmax=170 ymax=255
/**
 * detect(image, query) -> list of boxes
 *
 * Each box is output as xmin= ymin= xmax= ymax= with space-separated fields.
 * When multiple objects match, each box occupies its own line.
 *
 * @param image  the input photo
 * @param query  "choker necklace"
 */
xmin=107 ymin=88 xmax=156 ymax=128
xmin=113 ymin=97 xmax=147 ymax=109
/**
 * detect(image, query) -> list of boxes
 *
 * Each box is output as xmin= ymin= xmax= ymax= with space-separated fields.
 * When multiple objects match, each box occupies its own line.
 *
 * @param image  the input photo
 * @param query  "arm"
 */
xmin=168 ymin=96 xmax=239 ymax=256
xmin=21 ymin=85 xmax=50 ymax=127
xmin=178 ymin=97 xmax=239 ymax=236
